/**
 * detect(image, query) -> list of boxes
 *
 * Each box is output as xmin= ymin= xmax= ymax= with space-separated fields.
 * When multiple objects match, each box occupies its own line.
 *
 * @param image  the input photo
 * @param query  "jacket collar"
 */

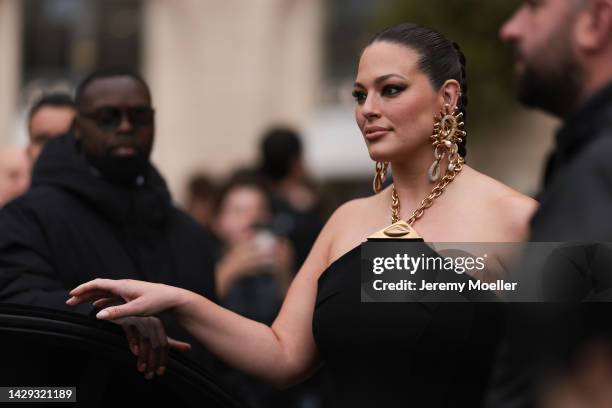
xmin=543 ymin=81 xmax=612 ymax=188
xmin=555 ymin=81 xmax=612 ymax=164
xmin=32 ymin=132 xmax=172 ymax=226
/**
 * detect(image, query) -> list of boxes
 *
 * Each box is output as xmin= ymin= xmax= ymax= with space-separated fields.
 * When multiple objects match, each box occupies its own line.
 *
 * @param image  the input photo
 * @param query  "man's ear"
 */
xmin=437 ymin=79 xmax=461 ymax=110
xmin=575 ymin=0 xmax=612 ymax=52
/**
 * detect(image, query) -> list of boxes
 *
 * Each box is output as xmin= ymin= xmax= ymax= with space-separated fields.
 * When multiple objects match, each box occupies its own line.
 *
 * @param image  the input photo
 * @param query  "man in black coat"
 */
xmin=500 ymin=0 xmax=612 ymax=241
xmin=0 ymin=69 xmax=218 ymax=380
xmin=486 ymin=1 xmax=612 ymax=407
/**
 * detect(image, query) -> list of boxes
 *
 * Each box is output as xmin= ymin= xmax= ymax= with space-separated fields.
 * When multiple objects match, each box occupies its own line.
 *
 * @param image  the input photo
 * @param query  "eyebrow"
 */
xmin=354 ymin=73 xmax=408 ymax=88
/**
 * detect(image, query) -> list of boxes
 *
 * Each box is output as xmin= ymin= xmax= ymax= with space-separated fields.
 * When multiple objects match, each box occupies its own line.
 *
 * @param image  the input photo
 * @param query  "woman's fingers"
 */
xmin=168 ymin=337 xmax=192 ymax=352
xmin=70 ymin=278 xmax=123 ymax=297
xmin=92 ymin=297 xmax=122 ymax=309
xmin=67 ymin=279 xmax=184 ymax=379
xmin=66 ymin=289 xmax=116 ymax=306
xmin=95 ymin=299 xmax=147 ymax=320
xmin=67 ymin=278 xmax=131 ymax=306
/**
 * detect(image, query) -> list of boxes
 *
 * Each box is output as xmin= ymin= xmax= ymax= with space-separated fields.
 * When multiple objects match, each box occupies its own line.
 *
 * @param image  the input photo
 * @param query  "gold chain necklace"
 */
xmin=390 ymin=156 xmax=464 ymax=225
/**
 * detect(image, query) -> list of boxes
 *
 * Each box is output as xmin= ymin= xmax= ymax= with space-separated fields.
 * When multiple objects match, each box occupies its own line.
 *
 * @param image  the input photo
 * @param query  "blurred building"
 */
xmin=0 ymin=0 xmax=324 ymax=200
xmin=0 ymin=0 xmax=21 ymax=145
xmin=0 ymin=0 xmax=555 ymax=203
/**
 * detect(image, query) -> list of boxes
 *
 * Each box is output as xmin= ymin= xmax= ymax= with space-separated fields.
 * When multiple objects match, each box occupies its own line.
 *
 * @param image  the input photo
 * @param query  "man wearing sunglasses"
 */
xmin=0 ymin=68 xmax=219 ymax=380
xmin=74 ymin=74 xmax=156 ymax=186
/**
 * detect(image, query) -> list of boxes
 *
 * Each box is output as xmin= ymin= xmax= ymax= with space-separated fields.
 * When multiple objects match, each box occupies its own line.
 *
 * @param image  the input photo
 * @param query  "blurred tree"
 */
xmin=373 ymin=0 xmax=518 ymax=126
xmin=325 ymin=0 xmax=519 ymax=134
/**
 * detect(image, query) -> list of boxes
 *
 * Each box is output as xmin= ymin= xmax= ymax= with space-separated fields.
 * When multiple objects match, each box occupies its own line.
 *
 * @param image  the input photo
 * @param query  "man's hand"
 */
xmin=66 ymin=279 xmax=193 ymax=379
xmin=114 ymin=316 xmax=191 ymax=380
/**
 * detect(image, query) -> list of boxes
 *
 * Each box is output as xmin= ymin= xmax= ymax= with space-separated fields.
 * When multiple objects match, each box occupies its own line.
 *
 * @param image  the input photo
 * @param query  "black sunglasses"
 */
xmin=79 ymin=106 xmax=155 ymax=131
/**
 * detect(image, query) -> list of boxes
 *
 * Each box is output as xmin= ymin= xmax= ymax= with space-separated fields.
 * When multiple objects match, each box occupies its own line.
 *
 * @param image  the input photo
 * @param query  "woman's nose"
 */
xmin=361 ymin=94 xmax=381 ymax=119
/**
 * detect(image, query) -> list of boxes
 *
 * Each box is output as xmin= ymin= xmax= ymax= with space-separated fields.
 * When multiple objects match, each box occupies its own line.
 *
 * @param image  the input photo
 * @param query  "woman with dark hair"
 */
xmin=68 ymin=24 xmax=536 ymax=406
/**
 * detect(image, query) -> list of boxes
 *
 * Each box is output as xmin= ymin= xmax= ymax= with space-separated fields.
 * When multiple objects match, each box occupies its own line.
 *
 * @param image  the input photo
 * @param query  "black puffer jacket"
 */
xmin=0 ymin=132 xmax=217 ymax=365
xmin=531 ymin=82 xmax=612 ymax=241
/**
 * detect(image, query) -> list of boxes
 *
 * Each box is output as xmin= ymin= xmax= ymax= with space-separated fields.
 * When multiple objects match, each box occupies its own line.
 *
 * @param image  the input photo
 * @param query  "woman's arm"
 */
xmin=68 ymin=210 xmax=337 ymax=387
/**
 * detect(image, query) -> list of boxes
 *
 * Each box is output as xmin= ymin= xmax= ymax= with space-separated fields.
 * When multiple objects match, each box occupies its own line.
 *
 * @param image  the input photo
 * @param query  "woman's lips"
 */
xmin=364 ymin=126 xmax=391 ymax=140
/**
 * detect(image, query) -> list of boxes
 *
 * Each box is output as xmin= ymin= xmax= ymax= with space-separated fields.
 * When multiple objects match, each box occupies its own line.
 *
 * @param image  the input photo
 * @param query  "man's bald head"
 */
xmin=27 ymin=93 xmax=76 ymax=162
xmin=75 ymin=68 xmax=151 ymax=110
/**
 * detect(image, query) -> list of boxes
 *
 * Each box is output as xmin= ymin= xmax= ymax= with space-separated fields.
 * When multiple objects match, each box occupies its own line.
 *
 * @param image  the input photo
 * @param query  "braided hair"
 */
xmin=369 ymin=23 xmax=468 ymax=158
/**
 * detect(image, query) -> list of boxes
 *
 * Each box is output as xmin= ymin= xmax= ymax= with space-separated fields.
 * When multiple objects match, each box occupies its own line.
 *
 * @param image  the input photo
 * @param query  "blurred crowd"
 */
xmin=1 ymin=1 xmax=610 ymax=406
xmin=184 ymin=130 xmax=325 ymax=408
xmin=0 ymin=83 xmax=326 ymax=408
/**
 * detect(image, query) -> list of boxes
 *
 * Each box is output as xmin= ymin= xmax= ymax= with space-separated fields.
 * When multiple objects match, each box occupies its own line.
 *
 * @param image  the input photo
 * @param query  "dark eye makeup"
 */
xmin=352 ymin=89 xmax=367 ymax=103
xmin=352 ymin=82 xmax=407 ymax=104
xmin=382 ymin=84 xmax=407 ymax=96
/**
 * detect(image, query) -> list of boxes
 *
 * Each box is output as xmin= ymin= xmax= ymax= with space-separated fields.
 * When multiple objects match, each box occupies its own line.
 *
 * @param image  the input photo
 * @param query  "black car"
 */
xmin=0 ymin=304 xmax=241 ymax=407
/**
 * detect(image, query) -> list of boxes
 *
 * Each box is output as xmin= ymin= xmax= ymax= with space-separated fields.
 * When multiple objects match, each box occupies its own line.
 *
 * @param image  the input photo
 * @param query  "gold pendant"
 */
xmin=367 ymin=220 xmax=422 ymax=241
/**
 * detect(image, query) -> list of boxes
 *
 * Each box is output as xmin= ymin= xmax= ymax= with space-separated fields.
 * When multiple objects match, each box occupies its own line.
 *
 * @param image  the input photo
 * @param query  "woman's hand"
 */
xmin=66 ymin=278 xmax=188 ymax=321
xmin=66 ymin=279 xmax=193 ymax=378
xmin=114 ymin=316 xmax=191 ymax=379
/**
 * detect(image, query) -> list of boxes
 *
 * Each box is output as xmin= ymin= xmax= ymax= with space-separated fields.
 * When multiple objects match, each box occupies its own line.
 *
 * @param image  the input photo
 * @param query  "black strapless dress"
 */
xmin=312 ymin=244 xmax=504 ymax=407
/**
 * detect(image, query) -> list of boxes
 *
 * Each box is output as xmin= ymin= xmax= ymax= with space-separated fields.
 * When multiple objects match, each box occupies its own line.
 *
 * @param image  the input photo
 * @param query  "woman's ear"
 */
xmin=438 ymin=79 xmax=461 ymax=110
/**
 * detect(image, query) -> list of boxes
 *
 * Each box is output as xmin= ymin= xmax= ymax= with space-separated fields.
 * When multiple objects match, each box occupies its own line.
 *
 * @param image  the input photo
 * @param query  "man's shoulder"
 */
xmin=534 ymin=135 xmax=612 ymax=228
xmin=1 ymin=184 xmax=95 ymax=227
xmin=584 ymin=135 xmax=612 ymax=167
xmin=165 ymin=206 xmax=221 ymax=257
xmin=5 ymin=185 xmax=69 ymax=211
xmin=561 ymin=135 xmax=612 ymax=178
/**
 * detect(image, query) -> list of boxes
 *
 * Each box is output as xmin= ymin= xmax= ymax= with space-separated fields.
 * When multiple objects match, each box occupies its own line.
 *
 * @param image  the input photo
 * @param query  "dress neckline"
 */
xmin=318 ymin=222 xmax=429 ymax=284
xmin=318 ymin=244 xmax=361 ymax=283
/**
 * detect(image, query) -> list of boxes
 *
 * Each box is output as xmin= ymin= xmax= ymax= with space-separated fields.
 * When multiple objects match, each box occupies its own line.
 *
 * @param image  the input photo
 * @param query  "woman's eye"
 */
xmin=382 ymin=85 xmax=405 ymax=97
xmin=352 ymin=90 xmax=366 ymax=103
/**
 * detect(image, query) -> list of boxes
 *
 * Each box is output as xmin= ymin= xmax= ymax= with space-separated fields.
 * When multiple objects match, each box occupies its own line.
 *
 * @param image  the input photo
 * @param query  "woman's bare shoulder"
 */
xmin=463 ymin=166 xmax=538 ymax=240
xmin=330 ymin=194 xmax=383 ymax=221
xmin=492 ymin=193 xmax=538 ymax=241
xmin=321 ymin=192 xmax=388 ymax=264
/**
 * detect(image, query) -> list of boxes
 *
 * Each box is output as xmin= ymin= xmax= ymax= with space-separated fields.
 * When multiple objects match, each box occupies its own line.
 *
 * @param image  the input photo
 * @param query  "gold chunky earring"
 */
xmin=429 ymin=103 xmax=466 ymax=182
xmin=372 ymin=161 xmax=389 ymax=193
xmin=368 ymin=104 xmax=465 ymax=241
